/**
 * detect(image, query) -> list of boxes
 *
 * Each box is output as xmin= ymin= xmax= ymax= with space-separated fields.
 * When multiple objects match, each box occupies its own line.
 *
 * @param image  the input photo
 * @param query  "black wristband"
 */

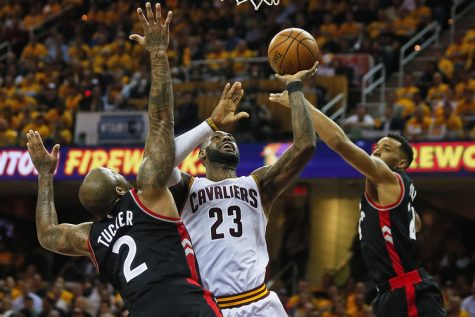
xmin=287 ymin=81 xmax=303 ymax=94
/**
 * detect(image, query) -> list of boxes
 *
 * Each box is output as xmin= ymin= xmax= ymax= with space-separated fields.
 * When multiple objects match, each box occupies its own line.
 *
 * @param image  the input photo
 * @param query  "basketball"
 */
xmin=267 ymin=28 xmax=319 ymax=75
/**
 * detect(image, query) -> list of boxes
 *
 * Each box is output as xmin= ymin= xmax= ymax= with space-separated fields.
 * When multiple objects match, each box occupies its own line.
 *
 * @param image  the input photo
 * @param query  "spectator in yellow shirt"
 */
xmin=20 ymin=36 xmax=48 ymax=62
xmin=206 ymin=40 xmax=229 ymax=73
xmin=229 ymin=40 xmax=255 ymax=75
xmin=455 ymin=71 xmax=475 ymax=99
xmin=455 ymin=90 xmax=475 ymax=129
xmin=427 ymin=72 xmax=449 ymax=102
xmin=396 ymin=74 xmax=420 ymax=100
xmin=405 ymin=106 xmax=433 ymax=140
xmin=22 ymin=114 xmax=51 ymax=140
xmin=411 ymin=0 xmax=432 ymax=26
xmin=339 ymin=12 xmax=363 ymax=41
xmin=321 ymin=14 xmax=339 ymax=41
xmin=22 ymin=3 xmax=44 ymax=29
xmin=392 ymin=9 xmax=418 ymax=40
xmin=346 ymin=293 xmax=369 ymax=317
xmin=367 ymin=10 xmax=391 ymax=40
xmin=107 ymin=43 xmax=133 ymax=74
xmin=446 ymin=35 xmax=472 ymax=67
xmin=68 ymin=36 xmax=91 ymax=60
xmin=0 ymin=118 xmax=18 ymax=147
xmin=434 ymin=102 xmax=464 ymax=139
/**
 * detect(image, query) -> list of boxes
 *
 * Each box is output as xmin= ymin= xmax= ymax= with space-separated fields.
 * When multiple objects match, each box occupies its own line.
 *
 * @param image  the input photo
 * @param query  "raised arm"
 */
xmin=167 ymin=82 xmax=247 ymax=186
xmin=130 ymin=3 xmax=175 ymax=193
xmin=251 ymin=64 xmax=317 ymax=215
xmin=27 ymin=131 xmax=91 ymax=257
xmin=269 ymin=87 xmax=396 ymax=185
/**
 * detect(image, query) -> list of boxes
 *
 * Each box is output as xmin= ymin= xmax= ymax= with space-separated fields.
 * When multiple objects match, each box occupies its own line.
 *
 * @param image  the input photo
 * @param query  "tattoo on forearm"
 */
xmin=138 ymin=50 xmax=175 ymax=189
xmin=36 ymin=175 xmax=58 ymax=243
xmin=258 ymin=90 xmax=316 ymax=209
xmin=36 ymin=175 xmax=90 ymax=255
xmin=289 ymin=91 xmax=315 ymax=146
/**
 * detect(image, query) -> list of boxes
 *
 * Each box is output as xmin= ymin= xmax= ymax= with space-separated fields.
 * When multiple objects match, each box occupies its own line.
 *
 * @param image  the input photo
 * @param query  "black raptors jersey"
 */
xmin=359 ymin=170 xmax=421 ymax=284
xmin=88 ymin=189 xmax=207 ymax=313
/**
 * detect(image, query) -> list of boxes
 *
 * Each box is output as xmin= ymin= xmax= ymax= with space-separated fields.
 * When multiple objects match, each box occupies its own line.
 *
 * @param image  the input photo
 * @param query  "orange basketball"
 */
xmin=268 ymin=28 xmax=319 ymax=75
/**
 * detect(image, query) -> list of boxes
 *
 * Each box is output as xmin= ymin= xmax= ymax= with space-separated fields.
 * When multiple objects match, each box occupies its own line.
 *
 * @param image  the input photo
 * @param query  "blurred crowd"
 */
xmin=342 ymin=28 xmax=475 ymax=141
xmin=0 ymin=0 xmax=462 ymax=147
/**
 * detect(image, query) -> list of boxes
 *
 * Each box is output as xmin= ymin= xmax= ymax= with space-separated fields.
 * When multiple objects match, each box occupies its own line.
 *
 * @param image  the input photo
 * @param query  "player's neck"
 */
xmin=206 ymin=164 xmax=237 ymax=182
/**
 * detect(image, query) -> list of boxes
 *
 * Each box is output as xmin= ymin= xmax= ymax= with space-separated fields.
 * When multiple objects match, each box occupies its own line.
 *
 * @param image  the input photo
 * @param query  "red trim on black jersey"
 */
xmin=176 ymin=223 xmax=200 ymax=282
xmin=130 ymin=189 xmax=182 ymax=223
xmin=378 ymin=210 xmax=405 ymax=275
xmin=365 ymin=173 xmax=405 ymax=211
xmin=186 ymin=278 xmax=223 ymax=317
xmin=87 ymin=238 xmax=100 ymax=273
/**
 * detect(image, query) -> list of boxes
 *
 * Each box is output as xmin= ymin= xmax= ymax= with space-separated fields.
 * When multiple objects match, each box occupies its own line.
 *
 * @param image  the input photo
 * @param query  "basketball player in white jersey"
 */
xmin=169 ymin=62 xmax=318 ymax=317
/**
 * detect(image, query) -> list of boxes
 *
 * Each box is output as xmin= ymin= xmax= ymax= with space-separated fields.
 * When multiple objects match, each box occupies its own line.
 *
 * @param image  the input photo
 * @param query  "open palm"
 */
xmin=129 ymin=2 xmax=172 ymax=53
xmin=26 ymin=130 xmax=60 ymax=175
xmin=210 ymin=82 xmax=249 ymax=131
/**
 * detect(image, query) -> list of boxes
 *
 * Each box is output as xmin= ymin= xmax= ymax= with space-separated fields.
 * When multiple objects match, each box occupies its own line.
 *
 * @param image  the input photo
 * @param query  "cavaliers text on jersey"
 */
xmin=181 ymin=176 xmax=288 ymax=316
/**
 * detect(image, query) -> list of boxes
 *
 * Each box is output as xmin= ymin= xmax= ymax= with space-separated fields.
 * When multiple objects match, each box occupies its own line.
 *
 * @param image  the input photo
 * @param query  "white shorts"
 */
xmin=221 ymin=291 xmax=288 ymax=317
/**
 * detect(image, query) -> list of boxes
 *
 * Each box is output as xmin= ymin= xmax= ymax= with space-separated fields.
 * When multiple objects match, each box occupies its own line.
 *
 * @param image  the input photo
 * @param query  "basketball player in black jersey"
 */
xmin=26 ymin=3 xmax=223 ymax=316
xmin=270 ymin=77 xmax=446 ymax=317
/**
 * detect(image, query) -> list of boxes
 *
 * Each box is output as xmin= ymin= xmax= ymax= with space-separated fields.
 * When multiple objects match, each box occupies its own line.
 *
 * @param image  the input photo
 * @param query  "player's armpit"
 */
xmin=169 ymin=171 xmax=193 ymax=213
xmin=335 ymin=140 xmax=397 ymax=185
xmin=415 ymin=212 xmax=422 ymax=232
xmin=39 ymin=222 xmax=92 ymax=257
xmin=251 ymin=140 xmax=315 ymax=216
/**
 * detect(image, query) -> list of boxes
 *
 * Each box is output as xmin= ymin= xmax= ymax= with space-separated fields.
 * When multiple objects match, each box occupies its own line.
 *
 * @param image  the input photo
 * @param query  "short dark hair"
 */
xmin=386 ymin=133 xmax=413 ymax=169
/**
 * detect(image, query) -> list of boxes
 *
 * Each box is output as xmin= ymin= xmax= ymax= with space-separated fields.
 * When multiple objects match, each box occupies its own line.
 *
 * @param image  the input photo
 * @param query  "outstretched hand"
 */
xmin=209 ymin=81 xmax=249 ymax=132
xmin=129 ymin=2 xmax=172 ymax=53
xmin=275 ymin=61 xmax=319 ymax=86
xmin=26 ymin=130 xmax=60 ymax=176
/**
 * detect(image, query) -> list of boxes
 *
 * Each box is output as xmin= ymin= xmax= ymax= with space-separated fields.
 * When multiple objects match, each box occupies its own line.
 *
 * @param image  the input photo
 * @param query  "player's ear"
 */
xmin=397 ymin=158 xmax=407 ymax=170
xmin=115 ymin=186 xmax=127 ymax=196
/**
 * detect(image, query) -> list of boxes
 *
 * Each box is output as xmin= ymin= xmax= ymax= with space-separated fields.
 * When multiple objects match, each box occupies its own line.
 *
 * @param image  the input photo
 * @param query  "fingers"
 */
xmin=136 ymin=7 xmax=149 ymax=27
xmin=234 ymin=112 xmax=250 ymax=121
xmin=52 ymin=144 xmax=60 ymax=159
xmin=27 ymin=130 xmax=38 ymax=149
xmin=220 ymin=83 xmax=231 ymax=101
xmin=155 ymin=3 xmax=161 ymax=24
xmin=233 ymin=89 xmax=244 ymax=105
xmin=307 ymin=60 xmax=319 ymax=76
xmin=275 ymin=73 xmax=288 ymax=83
xmin=26 ymin=131 xmax=34 ymax=152
xmin=226 ymin=82 xmax=241 ymax=100
xmin=146 ymin=2 xmax=155 ymax=24
xmin=164 ymin=10 xmax=172 ymax=28
xmin=129 ymin=34 xmax=144 ymax=44
xmin=35 ymin=131 xmax=45 ymax=149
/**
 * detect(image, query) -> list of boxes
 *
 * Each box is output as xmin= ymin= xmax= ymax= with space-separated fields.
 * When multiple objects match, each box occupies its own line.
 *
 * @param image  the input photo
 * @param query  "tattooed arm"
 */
xmin=27 ymin=131 xmax=91 ymax=256
xmin=251 ymin=64 xmax=318 ymax=216
xmin=131 ymin=4 xmax=175 ymax=195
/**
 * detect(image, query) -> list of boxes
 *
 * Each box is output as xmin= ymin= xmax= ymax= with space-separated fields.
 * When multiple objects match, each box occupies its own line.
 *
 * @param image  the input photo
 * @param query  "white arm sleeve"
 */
xmin=166 ymin=121 xmax=214 ymax=186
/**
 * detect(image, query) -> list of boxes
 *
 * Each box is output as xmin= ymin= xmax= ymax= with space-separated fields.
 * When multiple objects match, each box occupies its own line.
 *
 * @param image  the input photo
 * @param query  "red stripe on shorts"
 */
xmin=186 ymin=278 xmax=223 ymax=317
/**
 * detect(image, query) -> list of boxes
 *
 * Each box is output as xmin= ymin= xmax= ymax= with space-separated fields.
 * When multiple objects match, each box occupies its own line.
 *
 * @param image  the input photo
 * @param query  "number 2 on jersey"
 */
xmin=112 ymin=235 xmax=148 ymax=283
xmin=209 ymin=206 xmax=243 ymax=240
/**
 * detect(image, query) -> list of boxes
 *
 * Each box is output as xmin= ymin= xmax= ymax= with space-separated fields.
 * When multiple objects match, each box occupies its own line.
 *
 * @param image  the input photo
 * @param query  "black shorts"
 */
xmin=129 ymin=278 xmax=223 ymax=317
xmin=373 ymin=277 xmax=446 ymax=317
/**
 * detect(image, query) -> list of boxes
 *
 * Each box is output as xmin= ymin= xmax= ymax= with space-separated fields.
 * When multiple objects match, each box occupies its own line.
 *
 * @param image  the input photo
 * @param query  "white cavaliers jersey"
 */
xmin=182 ymin=176 xmax=268 ymax=297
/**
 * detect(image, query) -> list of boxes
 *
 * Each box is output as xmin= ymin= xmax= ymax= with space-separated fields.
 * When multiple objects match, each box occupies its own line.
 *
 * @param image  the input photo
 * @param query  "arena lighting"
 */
xmin=414 ymin=45 xmax=421 ymax=51
xmin=81 ymin=14 xmax=88 ymax=21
